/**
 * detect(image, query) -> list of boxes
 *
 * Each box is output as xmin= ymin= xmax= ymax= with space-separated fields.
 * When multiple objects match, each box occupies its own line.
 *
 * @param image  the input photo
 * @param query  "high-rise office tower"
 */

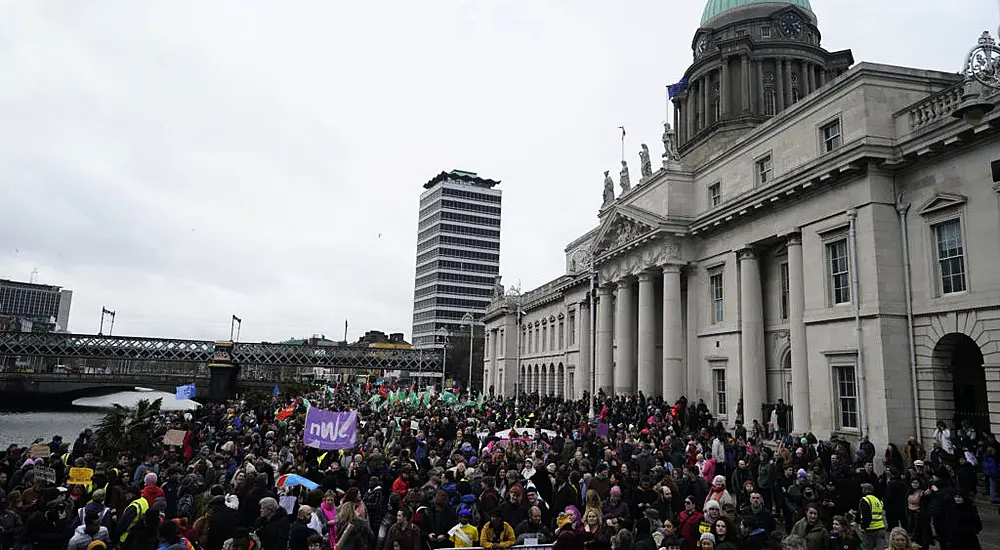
xmin=412 ymin=170 xmax=501 ymax=350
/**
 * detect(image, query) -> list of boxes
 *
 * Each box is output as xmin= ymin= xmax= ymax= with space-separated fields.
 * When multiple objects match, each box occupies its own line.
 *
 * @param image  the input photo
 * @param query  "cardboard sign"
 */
xmin=163 ymin=430 xmax=187 ymax=447
xmin=34 ymin=466 xmax=56 ymax=484
xmin=30 ymin=444 xmax=50 ymax=459
xmin=67 ymin=467 xmax=93 ymax=486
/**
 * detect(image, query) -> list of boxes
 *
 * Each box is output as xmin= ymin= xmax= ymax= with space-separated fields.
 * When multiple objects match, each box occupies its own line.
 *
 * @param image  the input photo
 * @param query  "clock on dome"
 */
xmin=696 ymin=38 xmax=710 ymax=56
xmin=780 ymin=13 xmax=803 ymax=37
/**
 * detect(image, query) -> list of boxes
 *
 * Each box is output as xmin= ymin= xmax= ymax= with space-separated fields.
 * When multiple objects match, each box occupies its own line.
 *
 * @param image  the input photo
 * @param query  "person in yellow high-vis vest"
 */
xmin=114 ymin=493 xmax=150 ymax=544
xmin=858 ymin=483 xmax=886 ymax=550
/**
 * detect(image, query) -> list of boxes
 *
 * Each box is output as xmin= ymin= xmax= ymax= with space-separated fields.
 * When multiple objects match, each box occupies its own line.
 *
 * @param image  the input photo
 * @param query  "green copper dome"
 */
xmin=701 ymin=0 xmax=812 ymax=25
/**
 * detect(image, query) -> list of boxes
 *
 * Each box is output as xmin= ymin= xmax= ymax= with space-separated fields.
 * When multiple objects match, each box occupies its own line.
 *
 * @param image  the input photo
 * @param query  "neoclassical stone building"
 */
xmin=482 ymin=0 xmax=1000 ymax=447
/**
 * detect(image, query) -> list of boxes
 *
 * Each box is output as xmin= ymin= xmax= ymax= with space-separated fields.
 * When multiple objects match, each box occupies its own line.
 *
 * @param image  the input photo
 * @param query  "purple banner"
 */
xmin=596 ymin=423 xmax=609 ymax=437
xmin=302 ymin=408 xmax=357 ymax=450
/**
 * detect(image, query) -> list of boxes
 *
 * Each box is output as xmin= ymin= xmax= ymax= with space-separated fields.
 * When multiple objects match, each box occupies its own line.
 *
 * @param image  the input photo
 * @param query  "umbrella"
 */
xmin=275 ymin=474 xmax=319 ymax=490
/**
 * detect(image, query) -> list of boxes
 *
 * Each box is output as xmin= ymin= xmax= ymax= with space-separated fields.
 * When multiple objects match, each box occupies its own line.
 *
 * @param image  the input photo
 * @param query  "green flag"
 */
xmin=440 ymin=390 xmax=457 ymax=405
xmin=303 ymin=398 xmax=312 ymax=409
xmin=476 ymin=392 xmax=485 ymax=411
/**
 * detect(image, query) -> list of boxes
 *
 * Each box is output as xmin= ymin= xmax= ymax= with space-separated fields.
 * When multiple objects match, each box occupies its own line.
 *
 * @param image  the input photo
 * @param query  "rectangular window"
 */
xmin=761 ymin=26 xmax=772 ymax=38
xmin=756 ymin=154 xmax=773 ymax=185
xmin=834 ymin=365 xmax=859 ymax=430
xmin=826 ymin=239 xmax=851 ymax=305
xmin=780 ymin=261 xmax=790 ymax=320
xmin=550 ymin=324 xmax=556 ymax=349
xmin=934 ymin=219 xmax=967 ymax=294
xmin=735 ymin=29 xmax=747 ymax=37
xmin=558 ymin=321 xmax=565 ymax=349
xmin=499 ymin=329 xmax=505 ymax=356
xmin=710 ymin=272 xmax=725 ymax=323
xmin=541 ymin=327 xmax=546 ymax=352
xmin=568 ymin=311 xmax=576 ymax=345
xmin=709 ymin=182 xmax=722 ymax=207
xmin=821 ymin=119 xmax=842 ymax=153
xmin=763 ymin=90 xmax=776 ymax=116
xmin=713 ymin=369 xmax=727 ymax=416
xmin=484 ymin=333 xmax=490 ymax=359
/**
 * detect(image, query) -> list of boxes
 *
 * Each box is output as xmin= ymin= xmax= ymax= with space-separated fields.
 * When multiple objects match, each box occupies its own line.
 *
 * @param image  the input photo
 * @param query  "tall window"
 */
xmin=541 ymin=326 xmax=547 ymax=352
xmin=756 ymin=154 xmax=773 ymax=185
xmin=568 ymin=311 xmax=576 ymax=345
xmin=713 ymin=369 xmax=727 ymax=416
xmin=709 ymin=182 xmax=722 ymax=207
xmin=485 ymin=333 xmax=490 ymax=358
xmin=498 ymin=329 xmax=504 ymax=356
xmin=551 ymin=323 xmax=557 ymax=349
xmin=558 ymin=321 xmax=565 ymax=349
xmin=710 ymin=272 xmax=725 ymax=323
xmin=763 ymin=90 xmax=776 ymax=116
xmin=780 ymin=261 xmax=790 ymax=320
xmin=761 ymin=26 xmax=772 ymax=39
xmin=934 ymin=219 xmax=967 ymax=294
xmin=834 ymin=365 xmax=859 ymax=430
xmin=821 ymin=119 xmax=842 ymax=152
xmin=826 ymin=239 xmax=851 ymax=305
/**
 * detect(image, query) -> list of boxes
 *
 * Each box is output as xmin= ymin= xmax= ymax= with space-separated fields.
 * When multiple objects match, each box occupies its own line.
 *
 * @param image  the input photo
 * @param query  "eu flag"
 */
xmin=668 ymin=78 xmax=689 ymax=99
xmin=175 ymin=383 xmax=196 ymax=400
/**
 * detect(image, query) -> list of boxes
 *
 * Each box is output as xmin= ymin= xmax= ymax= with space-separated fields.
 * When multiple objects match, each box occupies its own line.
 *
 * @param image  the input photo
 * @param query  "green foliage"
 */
xmin=94 ymin=397 xmax=163 ymax=459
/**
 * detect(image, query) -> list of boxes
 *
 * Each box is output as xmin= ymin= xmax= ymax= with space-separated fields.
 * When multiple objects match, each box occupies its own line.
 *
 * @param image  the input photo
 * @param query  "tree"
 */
xmin=445 ymin=329 xmax=484 ymax=393
xmin=95 ymin=397 xmax=163 ymax=459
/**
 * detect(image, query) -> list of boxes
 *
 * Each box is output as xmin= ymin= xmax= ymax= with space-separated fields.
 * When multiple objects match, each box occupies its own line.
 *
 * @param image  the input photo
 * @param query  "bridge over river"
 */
xmin=0 ymin=331 xmax=442 ymax=402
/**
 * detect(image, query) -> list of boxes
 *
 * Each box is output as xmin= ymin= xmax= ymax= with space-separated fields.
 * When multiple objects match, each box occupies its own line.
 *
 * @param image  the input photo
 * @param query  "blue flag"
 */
xmin=175 ymin=383 xmax=196 ymax=400
xmin=273 ymin=384 xmax=281 ymax=396
xmin=668 ymin=78 xmax=689 ymax=99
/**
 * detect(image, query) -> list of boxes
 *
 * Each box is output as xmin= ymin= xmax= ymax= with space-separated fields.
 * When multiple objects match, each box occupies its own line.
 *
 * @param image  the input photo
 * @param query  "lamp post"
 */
xmin=461 ymin=312 xmax=476 ymax=397
xmin=571 ymin=248 xmax=598 ymax=419
xmin=436 ymin=327 xmax=450 ymax=391
xmin=505 ymin=286 xmax=524 ymax=409
xmin=231 ymin=315 xmax=242 ymax=342
xmin=954 ymin=5 xmax=1000 ymax=124
xmin=99 ymin=307 xmax=116 ymax=336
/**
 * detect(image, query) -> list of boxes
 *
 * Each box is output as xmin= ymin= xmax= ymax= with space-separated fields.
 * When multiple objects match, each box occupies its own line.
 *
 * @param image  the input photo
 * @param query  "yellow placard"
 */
xmin=67 ymin=467 xmax=94 ymax=485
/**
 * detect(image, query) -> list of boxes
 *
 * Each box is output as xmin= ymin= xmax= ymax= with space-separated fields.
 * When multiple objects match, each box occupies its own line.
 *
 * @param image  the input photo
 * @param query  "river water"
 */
xmin=0 ymin=390 xmax=199 ymax=448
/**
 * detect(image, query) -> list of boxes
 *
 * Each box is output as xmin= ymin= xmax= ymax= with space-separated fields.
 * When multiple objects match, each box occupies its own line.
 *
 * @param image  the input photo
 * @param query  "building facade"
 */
xmin=483 ymin=0 xmax=1000 ymax=449
xmin=412 ymin=170 xmax=502 ymax=350
xmin=0 ymin=278 xmax=73 ymax=333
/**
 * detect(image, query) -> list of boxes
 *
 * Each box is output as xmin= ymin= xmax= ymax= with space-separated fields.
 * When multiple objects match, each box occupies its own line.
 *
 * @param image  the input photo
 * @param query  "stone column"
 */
xmin=787 ymin=233 xmax=810 ymax=433
xmin=597 ymin=284 xmax=615 ymax=395
xmin=784 ymin=59 xmax=793 ymax=104
xmin=662 ymin=265 xmax=684 ymax=400
xmin=685 ymin=94 xmax=695 ymax=141
xmin=637 ymin=271 xmax=658 ymax=396
xmin=703 ymin=75 xmax=711 ymax=127
xmin=739 ymin=247 xmax=767 ymax=424
xmin=755 ymin=59 xmax=764 ymax=114
xmin=775 ymin=58 xmax=785 ymax=113
xmin=579 ymin=299 xmax=592 ymax=401
xmin=720 ymin=58 xmax=729 ymax=119
xmin=805 ymin=62 xmax=814 ymax=96
xmin=615 ymin=278 xmax=636 ymax=395
xmin=818 ymin=67 xmax=826 ymax=88
xmin=741 ymin=55 xmax=751 ymax=113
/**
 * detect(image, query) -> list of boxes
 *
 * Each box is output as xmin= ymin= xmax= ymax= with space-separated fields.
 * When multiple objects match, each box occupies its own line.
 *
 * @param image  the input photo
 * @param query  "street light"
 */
xmin=570 ymin=247 xmax=598 ymax=419
xmin=231 ymin=315 xmax=242 ymax=342
xmin=954 ymin=4 xmax=1000 ymax=124
xmin=99 ymin=307 xmax=116 ymax=336
xmin=461 ymin=312 xmax=476 ymax=397
xmin=505 ymin=286 xmax=524 ymax=409
xmin=436 ymin=327 xmax=450 ymax=391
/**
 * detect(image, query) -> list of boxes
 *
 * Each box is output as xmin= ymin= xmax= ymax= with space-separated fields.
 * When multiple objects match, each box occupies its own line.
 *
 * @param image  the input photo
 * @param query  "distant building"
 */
xmin=412 ymin=169 xmax=502 ymax=350
xmin=0 ymin=279 xmax=72 ymax=333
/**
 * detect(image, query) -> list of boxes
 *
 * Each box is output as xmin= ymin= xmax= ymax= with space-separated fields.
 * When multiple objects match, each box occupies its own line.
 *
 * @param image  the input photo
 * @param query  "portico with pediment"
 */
xmin=587 ymin=205 xmax=690 ymax=399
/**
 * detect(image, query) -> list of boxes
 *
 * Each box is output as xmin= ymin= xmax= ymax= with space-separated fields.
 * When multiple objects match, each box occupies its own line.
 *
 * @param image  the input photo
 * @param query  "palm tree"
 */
xmin=95 ymin=397 xmax=163 ymax=459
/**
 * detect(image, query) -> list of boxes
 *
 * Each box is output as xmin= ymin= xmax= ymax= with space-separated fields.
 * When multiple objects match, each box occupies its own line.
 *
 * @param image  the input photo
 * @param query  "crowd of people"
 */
xmin=0 ymin=385 xmax=996 ymax=550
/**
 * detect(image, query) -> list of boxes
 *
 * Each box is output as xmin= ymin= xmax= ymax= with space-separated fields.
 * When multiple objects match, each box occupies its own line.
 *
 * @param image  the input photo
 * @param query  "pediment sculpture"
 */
xmin=595 ymin=216 xmax=653 ymax=254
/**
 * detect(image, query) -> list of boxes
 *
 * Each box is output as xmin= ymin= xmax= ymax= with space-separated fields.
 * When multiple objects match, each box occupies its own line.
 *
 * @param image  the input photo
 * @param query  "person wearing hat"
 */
xmin=448 ymin=509 xmax=479 ymax=548
xmin=699 ymin=532 xmax=716 ymax=549
xmin=480 ymin=509 xmax=515 ymax=550
xmin=858 ymin=483 xmax=886 ymax=550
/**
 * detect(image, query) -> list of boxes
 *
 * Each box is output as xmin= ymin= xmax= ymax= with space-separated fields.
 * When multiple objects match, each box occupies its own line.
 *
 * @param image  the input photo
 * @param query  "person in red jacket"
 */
xmin=676 ymin=497 xmax=704 ymax=550
xmin=392 ymin=469 xmax=411 ymax=498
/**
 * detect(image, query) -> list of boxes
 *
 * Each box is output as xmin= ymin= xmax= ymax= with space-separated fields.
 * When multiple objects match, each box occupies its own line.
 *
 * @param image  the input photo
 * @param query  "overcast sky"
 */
xmin=0 ymin=1 xmax=993 ymax=342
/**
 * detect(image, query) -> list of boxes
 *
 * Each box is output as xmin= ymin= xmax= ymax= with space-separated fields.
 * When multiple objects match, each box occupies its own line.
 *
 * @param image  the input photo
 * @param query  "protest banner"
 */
xmin=163 ymin=429 xmax=187 ymax=446
xmin=302 ymin=408 xmax=357 ymax=450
